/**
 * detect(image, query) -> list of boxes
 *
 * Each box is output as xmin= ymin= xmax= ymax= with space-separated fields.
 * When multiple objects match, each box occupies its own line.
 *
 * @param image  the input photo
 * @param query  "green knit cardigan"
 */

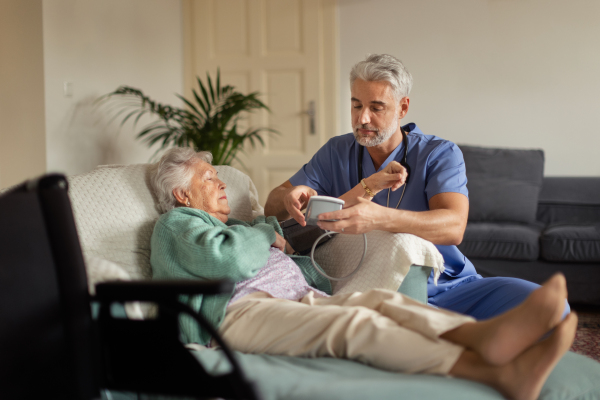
xmin=150 ymin=207 xmax=332 ymax=345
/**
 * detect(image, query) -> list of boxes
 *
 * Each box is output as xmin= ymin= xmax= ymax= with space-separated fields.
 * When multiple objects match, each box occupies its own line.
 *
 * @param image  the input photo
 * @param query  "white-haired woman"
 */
xmin=150 ymin=147 xmax=576 ymax=400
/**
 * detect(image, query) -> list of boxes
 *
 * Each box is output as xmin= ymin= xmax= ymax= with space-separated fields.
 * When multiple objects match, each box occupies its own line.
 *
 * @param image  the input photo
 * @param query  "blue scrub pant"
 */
xmin=428 ymin=277 xmax=571 ymax=321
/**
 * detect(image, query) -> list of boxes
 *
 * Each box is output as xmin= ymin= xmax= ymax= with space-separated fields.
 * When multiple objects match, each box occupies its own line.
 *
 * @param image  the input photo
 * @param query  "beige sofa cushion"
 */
xmin=68 ymin=163 xmax=263 ymax=280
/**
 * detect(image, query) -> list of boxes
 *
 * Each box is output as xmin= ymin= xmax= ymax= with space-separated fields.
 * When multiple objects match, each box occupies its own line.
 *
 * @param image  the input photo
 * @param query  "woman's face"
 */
xmin=183 ymin=161 xmax=230 ymax=223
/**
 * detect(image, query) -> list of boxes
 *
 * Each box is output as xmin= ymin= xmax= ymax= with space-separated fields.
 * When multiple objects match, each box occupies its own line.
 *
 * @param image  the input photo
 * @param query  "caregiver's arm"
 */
xmin=264 ymin=181 xmax=316 ymax=224
xmin=264 ymin=162 xmax=407 ymax=226
xmin=338 ymin=161 xmax=407 ymax=207
xmin=316 ymin=192 xmax=469 ymax=246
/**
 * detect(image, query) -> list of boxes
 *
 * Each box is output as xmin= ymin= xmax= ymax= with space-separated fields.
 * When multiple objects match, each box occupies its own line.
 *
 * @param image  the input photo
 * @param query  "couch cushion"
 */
xmin=108 ymin=350 xmax=600 ymax=400
xmin=541 ymin=225 xmax=600 ymax=262
xmin=537 ymin=177 xmax=600 ymax=225
xmin=459 ymin=145 xmax=544 ymax=223
xmin=68 ymin=163 xmax=263 ymax=280
xmin=84 ymin=256 xmax=144 ymax=319
xmin=458 ymin=222 xmax=542 ymax=261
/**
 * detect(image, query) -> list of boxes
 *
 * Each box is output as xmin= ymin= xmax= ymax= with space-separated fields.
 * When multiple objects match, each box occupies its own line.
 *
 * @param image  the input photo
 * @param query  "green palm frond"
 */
xmin=99 ymin=69 xmax=278 ymax=165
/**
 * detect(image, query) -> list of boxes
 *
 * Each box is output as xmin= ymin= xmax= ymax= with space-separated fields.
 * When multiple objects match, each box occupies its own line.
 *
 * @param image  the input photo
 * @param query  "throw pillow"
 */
xmin=459 ymin=145 xmax=544 ymax=223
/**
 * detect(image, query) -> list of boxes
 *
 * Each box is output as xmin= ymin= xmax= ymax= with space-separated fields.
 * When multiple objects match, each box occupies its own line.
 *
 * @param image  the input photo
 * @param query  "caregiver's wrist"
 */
xmin=363 ymin=176 xmax=383 ymax=197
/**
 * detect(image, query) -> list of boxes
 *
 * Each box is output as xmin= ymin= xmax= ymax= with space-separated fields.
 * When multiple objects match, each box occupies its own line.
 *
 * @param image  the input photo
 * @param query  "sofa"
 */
xmin=457 ymin=145 xmax=600 ymax=306
xmin=60 ymin=161 xmax=600 ymax=400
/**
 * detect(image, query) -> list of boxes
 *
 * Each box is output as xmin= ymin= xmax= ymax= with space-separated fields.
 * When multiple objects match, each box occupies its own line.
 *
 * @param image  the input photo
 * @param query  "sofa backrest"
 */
xmin=537 ymin=177 xmax=600 ymax=225
xmin=68 ymin=164 xmax=263 ymax=280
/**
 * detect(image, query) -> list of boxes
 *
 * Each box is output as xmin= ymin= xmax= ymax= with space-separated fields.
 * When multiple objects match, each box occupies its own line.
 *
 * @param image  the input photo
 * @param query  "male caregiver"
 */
xmin=264 ymin=53 xmax=570 ymax=320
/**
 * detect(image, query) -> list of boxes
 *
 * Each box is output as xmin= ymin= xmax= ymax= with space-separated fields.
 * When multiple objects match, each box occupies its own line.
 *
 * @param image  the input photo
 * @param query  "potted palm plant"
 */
xmin=99 ymin=70 xmax=276 ymax=165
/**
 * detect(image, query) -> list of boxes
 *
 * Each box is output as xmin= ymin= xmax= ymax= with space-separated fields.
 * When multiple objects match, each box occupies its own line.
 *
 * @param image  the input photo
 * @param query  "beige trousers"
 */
xmin=218 ymin=289 xmax=476 ymax=375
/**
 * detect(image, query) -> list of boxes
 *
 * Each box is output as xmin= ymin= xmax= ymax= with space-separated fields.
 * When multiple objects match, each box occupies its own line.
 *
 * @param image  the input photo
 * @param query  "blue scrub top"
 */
xmin=289 ymin=123 xmax=482 ymax=297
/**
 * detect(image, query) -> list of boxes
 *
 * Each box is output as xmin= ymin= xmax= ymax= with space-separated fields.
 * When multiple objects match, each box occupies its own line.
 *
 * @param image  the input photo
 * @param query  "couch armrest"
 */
xmin=398 ymin=266 xmax=433 ymax=304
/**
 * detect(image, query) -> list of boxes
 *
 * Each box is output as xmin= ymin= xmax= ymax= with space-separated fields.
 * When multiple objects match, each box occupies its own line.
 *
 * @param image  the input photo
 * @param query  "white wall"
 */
xmin=43 ymin=0 xmax=183 ymax=176
xmin=339 ymin=0 xmax=600 ymax=176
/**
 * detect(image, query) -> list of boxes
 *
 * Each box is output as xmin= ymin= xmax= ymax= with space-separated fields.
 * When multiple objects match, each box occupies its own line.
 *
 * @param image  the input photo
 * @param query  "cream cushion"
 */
xmin=314 ymin=231 xmax=444 ymax=295
xmin=84 ymin=255 xmax=144 ymax=320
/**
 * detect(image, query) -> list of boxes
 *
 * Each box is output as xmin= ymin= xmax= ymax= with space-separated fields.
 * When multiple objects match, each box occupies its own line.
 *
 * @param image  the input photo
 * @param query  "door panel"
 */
xmin=184 ymin=0 xmax=339 ymax=206
xmin=212 ymin=0 xmax=249 ymax=56
xmin=265 ymin=70 xmax=305 ymax=153
xmin=264 ymin=0 xmax=303 ymax=55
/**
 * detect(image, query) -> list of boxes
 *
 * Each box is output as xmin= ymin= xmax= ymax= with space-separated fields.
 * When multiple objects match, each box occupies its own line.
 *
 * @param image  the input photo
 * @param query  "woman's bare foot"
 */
xmin=496 ymin=312 xmax=577 ymax=400
xmin=449 ymin=312 xmax=577 ymax=400
xmin=443 ymin=273 xmax=568 ymax=366
xmin=479 ymin=273 xmax=567 ymax=365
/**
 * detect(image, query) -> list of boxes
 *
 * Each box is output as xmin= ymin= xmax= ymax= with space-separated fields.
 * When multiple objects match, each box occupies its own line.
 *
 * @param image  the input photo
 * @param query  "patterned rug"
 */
xmin=570 ymin=309 xmax=600 ymax=362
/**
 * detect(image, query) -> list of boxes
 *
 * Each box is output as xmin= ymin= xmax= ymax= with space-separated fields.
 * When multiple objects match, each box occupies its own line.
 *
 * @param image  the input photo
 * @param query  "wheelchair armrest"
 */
xmin=94 ymin=279 xmax=261 ymax=400
xmin=94 ymin=279 xmax=234 ymax=302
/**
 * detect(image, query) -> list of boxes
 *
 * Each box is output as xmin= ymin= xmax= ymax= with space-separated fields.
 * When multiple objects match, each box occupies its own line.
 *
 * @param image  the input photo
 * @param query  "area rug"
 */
xmin=571 ymin=310 xmax=600 ymax=362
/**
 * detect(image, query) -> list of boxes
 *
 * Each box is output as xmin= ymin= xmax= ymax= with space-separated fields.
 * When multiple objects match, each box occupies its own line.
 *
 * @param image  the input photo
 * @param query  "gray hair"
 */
xmin=152 ymin=147 xmax=213 ymax=213
xmin=349 ymin=54 xmax=413 ymax=101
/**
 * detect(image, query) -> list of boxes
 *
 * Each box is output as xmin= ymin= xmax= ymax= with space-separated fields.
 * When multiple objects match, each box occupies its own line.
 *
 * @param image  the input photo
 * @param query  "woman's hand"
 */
xmin=285 ymin=241 xmax=295 ymax=255
xmin=272 ymin=232 xmax=288 ymax=252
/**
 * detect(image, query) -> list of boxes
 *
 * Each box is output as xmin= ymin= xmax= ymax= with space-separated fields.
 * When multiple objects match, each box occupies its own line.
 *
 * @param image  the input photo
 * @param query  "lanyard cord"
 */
xmin=387 ymin=183 xmax=407 ymax=209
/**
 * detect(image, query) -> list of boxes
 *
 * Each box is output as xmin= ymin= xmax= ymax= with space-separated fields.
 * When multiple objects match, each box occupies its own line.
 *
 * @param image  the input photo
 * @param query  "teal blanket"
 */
xmin=104 ymin=350 xmax=600 ymax=400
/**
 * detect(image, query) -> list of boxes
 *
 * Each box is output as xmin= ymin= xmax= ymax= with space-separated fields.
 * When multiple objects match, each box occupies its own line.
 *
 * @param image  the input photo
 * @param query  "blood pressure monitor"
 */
xmin=300 ymin=195 xmax=366 ymax=283
xmin=305 ymin=196 xmax=345 ymax=226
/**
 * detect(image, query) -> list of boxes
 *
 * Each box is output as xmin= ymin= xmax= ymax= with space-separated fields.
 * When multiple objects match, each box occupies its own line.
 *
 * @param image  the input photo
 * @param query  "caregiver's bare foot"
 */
xmin=478 ymin=273 xmax=567 ymax=366
xmin=497 ymin=312 xmax=577 ymax=400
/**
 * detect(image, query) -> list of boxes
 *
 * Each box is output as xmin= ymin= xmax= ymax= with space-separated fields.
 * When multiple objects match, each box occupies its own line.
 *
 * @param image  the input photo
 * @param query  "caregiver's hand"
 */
xmin=340 ymin=161 xmax=408 ymax=208
xmin=317 ymin=197 xmax=388 ymax=234
xmin=283 ymin=185 xmax=318 ymax=226
xmin=367 ymin=161 xmax=407 ymax=193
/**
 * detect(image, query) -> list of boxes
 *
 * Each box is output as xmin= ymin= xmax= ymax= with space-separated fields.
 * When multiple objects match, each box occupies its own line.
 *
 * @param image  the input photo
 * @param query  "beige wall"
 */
xmin=9 ymin=1 xmax=598 ymax=184
xmin=339 ymin=0 xmax=600 ymax=176
xmin=43 ymin=0 xmax=183 ymax=176
xmin=0 ymin=0 xmax=47 ymax=189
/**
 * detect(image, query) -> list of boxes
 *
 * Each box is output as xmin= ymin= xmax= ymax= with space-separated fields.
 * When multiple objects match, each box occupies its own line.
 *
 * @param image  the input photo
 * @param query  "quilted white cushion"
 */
xmin=84 ymin=255 xmax=144 ymax=320
xmin=314 ymin=231 xmax=444 ymax=295
xmin=68 ymin=163 xmax=263 ymax=281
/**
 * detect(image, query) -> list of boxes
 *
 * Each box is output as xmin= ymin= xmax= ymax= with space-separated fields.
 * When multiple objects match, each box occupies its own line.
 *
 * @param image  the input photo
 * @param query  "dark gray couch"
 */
xmin=457 ymin=145 xmax=600 ymax=306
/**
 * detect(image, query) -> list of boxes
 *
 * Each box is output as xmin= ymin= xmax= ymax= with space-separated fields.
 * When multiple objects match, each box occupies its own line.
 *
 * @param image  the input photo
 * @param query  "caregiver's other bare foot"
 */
xmin=478 ymin=273 xmax=567 ymax=366
xmin=497 ymin=312 xmax=577 ymax=400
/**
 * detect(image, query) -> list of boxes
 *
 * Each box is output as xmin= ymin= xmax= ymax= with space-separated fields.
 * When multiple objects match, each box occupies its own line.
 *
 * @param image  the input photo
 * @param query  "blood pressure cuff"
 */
xmin=280 ymin=218 xmax=332 ymax=255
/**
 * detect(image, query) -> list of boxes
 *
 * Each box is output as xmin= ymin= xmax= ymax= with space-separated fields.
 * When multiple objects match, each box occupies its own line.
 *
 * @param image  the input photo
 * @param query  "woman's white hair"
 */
xmin=349 ymin=54 xmax=413 ymax=101
xmin=151 ymin=147 xmax=213 ymax=213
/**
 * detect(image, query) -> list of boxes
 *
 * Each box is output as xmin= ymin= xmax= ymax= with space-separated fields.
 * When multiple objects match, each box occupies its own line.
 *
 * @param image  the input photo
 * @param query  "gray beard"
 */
xmin=353 ymin=118 xmax=398 ymax=147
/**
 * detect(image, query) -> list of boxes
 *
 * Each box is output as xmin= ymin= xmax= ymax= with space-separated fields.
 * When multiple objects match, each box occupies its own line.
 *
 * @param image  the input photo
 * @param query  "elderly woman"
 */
xmin=150 ymin=147 xmax=576 ymax=400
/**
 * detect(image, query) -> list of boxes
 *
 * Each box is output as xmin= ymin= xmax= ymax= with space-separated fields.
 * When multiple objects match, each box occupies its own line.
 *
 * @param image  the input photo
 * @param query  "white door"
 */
xmin=183 ymin=0 xmax=339 ymax=205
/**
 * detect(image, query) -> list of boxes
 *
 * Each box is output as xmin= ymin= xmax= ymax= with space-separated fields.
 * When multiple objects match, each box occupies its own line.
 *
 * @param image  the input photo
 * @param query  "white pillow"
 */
xmin=313 ymin=231 xmax=445 ymax=295
xmin=85 ymin=256 xmax=144 ymax=320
